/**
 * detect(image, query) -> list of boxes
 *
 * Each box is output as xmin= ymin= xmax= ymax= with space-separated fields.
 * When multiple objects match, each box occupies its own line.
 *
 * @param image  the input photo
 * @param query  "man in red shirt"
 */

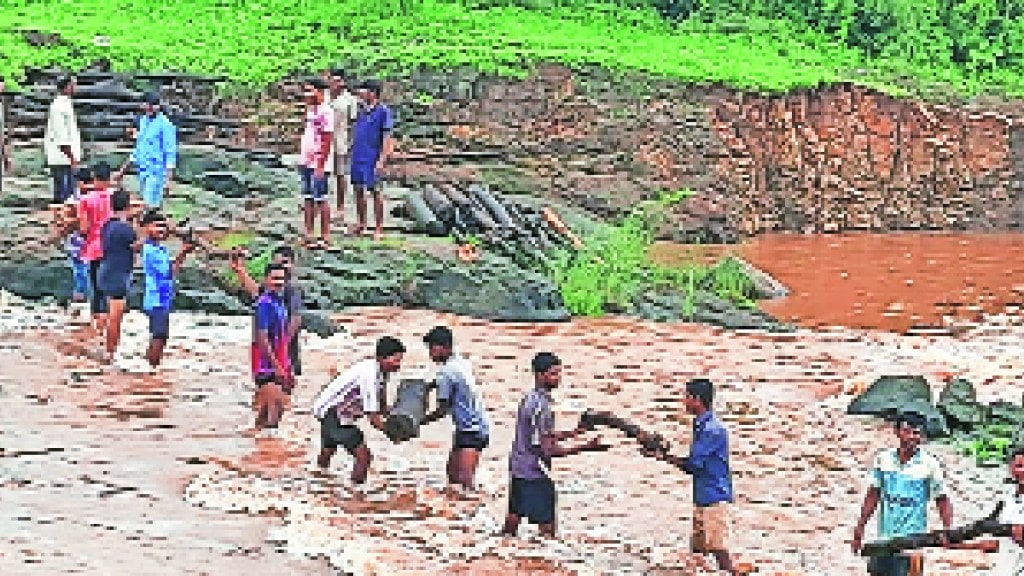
xmin=78 ymin=162 xmax=114 ymax=332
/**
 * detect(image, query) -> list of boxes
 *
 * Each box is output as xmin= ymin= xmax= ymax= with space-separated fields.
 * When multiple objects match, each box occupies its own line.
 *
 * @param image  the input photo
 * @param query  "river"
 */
xmin=651 ymin=232 xmax=1024 ymax=333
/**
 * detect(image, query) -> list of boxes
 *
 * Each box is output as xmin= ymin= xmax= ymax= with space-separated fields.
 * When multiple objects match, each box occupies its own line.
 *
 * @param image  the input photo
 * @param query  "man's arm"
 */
xmin=852 ymin=487 xmax=881 ymax=553
xmin=171 ymin=243 xmax=194 ymax=275
xmin=315 ymin=121 xmax=333 ymax=176
xmin=78 ymin=198 xmax=91 ymax=235
xmin=163 ymin=122 xmax=177 ymax=188
xmin=285 ymin=287 xmax=302 ymax=342
xmin=935 ymin=494 xmax=952 ymax=530
xmin=421 ymin=398 xmax=450 ymax=426
xmin=57 ymin=105 xmax=76 ymax=166
xmin=228 ymin=257 xmax=260 ymax=298
xmin=539 ymin=432 xmax=607 ymax=458
xmin=256 ymin=329 xmax=287 ymax=379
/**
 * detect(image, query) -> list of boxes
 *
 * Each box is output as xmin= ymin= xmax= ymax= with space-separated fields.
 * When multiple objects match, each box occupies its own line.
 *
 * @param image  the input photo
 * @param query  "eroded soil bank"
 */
xmin=1 ymin=297 xmax=1022 ymax=575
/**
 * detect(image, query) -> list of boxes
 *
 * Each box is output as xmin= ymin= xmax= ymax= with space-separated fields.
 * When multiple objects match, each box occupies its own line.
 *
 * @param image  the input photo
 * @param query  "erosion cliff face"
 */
xmin=708 ymin=83 xmax=1024 ymax=234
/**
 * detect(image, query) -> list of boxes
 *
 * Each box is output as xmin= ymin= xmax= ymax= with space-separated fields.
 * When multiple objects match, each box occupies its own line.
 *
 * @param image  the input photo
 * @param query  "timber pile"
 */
xmin=384 ymin=379 xmax=431 ymax=443
xmin=400 ymin=182 xmax=582 ymax=268
xmin=8 ymin=68 xmax=240 ymax=144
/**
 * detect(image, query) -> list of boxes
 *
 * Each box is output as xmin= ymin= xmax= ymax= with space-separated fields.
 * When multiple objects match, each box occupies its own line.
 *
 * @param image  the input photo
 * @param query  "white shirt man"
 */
xmin=44 ymin=77 xmax=82 ymax=203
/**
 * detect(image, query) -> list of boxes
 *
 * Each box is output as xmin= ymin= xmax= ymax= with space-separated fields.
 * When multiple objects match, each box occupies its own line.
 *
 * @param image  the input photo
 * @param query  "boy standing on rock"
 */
xmin=139 ymin=210 xmax=195 ymax=368
xmin=419 ymin=326 xmax=491 ymax=492
xmin=251 ymin=262 xmax=294 ymax=429
xmin=852 ymin=412 xmax=952 ymax=576
xmin=502 ymin=352 xmax=609 ymax=539
xmin=312 ymin=336 xmax=405 ymax=485
xmin=328 ymin=70 xmax=359 ymax=224
xmin=349 ymin=80 xmax=394 ymax=241
xmin=298 ymin=78 xmax=334 ymax=249
xmin=44 ymin=75 xmax=81 ymax=203
xmin=642 ymin=378 xmax=740 ymax=575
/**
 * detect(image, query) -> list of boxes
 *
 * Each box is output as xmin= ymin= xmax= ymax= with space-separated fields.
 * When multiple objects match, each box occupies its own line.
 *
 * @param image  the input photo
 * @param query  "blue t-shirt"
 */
xmin=350 ymin=103 xmax=394 ymax=165
xmin=141 ymin=240 xmax=173 ymax=310
xmin=253 ymin=291 xmax=290 ymax=377
xmin=682 ymin=411 xmax=734 ymax=507
xmin=435 ymin=355 xmax=490 ymax=436
xmin=100 ymin=219 xmax=136 ymax=276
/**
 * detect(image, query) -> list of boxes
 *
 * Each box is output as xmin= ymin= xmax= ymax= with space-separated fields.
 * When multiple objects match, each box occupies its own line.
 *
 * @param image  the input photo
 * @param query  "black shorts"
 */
xmin=320 ymin=409 xmax=365 ymax=453
xmin=453 ymin=430 xmax=489 ymax=450
xmin=145 ymin=307 xmax=170 ymax=339
xmin=867 ymin=554 xmax=914 ymax=576
xmin=98 ymin=270 xmax=132 ymax=300
xmin=87 ymin=260 xmax=108 ymax=314
xmin=508 ymin=477 xmax=556 ymax=525
xmin=254 ymin=373 xmax=293 ymax=394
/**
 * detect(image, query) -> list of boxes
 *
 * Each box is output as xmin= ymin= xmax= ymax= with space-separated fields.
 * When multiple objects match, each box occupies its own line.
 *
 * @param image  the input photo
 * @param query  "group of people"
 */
xmin=6 ymin=70 xmax=1024 ymax=576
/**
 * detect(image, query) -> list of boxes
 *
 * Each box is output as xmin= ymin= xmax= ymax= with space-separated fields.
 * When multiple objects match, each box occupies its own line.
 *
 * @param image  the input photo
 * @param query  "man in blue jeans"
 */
xmin=116 ymin=92 xmax=177 ymax=209
xmin=348 ymin=80 xmax=394 ymax=241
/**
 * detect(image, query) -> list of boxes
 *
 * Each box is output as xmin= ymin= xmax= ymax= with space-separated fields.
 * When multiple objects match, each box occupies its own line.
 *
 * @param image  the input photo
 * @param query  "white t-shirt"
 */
xmin=45 ymin=95 xmax=82 ymax=166
xmin=329 ymin=91 xmax=359 ymax=156
xmin=993 ymin=490 xmax=1024 ymax=575
xmin=312 ymin=358 xmax=385 ymax=425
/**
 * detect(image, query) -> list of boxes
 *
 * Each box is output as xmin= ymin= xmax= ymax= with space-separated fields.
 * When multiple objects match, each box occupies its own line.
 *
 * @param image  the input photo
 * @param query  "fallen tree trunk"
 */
xmin=861 ymin=502 xmax=1014 ymax=557
xmin=384 ymin=379 xmax=432 ymax=443
xmin=578 ymin=410 xmax=672 ymax=453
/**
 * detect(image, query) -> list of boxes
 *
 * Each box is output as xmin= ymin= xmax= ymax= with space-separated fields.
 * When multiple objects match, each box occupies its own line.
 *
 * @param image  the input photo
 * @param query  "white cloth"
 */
xmin=329 ymin=90 xmax=359 ymax=155
xmin=993 ymin=490 xmax=1024 ymax=575
xmin=312 ymin=358 xmax=385 ymax=425
xmin=44 ymin=95 xmax=81 ymax=166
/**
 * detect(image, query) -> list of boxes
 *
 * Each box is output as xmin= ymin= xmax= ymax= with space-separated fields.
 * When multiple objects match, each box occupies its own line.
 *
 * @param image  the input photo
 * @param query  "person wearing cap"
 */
xmin=44 ymin=75 xmax=81 ymax=203
xmin=502 ymin=352 xmax=610 ymax=539
xmin=348 ymin=79 xmax=394 ymax=241
xmin=116 ymin=91 xmax=177 ymax=209
xmin=312 ymin=336 xmax=405 ymax=485
xmin=852 ymin=412 xmax=953 ymax=576
xmin=0 ymin=74 xmax=13 ymax=193
xmin=419 ymin=326 xmax=491 ymax=491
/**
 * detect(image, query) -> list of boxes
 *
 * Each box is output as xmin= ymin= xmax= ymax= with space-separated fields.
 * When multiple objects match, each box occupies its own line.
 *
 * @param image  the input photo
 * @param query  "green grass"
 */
xmin=215 ymin=230 xmax=256 ymax=249
xmin=949 ymin=423 xmax=1019 ymax=468
xmin=547 ymin=189 xmax=758 ymax=317
xmin=0 ymin=0 xmax=1022 ymax=99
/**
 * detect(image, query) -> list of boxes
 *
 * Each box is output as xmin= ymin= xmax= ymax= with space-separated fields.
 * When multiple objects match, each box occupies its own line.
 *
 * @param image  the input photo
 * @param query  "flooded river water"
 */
xmin=652 ymin=232 xmax=1024 ymax=333
xmin=3 ymin=231 xmax=1024 ymax=575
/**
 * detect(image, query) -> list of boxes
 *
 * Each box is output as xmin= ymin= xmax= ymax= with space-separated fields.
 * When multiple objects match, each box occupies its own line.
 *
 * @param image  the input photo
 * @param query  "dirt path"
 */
xmin=1 ymin=298 xmax=1021 ymax=575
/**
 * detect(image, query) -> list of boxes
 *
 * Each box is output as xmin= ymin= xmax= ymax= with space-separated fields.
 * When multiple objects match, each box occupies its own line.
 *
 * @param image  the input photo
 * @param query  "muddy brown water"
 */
xmin=651 ymin=232 xmax=1024 ymax=333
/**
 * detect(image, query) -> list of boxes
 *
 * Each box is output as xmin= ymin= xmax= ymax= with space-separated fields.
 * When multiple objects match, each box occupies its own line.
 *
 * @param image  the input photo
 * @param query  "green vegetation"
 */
xmin=214 ymin=230 xmax=256 ymax=250
xmin=1 ymin=0 xmax=1022 ymax=98
xmin=950 ymin=423 xmax=1019 ymax=467
xmin=547 ymin=189 xmax=757 ymax=317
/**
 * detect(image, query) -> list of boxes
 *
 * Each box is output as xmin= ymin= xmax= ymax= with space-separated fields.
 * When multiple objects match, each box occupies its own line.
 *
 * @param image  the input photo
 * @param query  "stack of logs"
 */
xmin=403 ymin=182 xmax=585 ymax=268
xmin=8 ymin=68 xmax=241 ymax=145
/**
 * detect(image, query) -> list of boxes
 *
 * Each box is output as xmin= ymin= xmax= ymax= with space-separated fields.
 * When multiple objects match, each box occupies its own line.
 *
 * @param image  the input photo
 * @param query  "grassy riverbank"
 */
xmin=1 ymin=0 xmax=1022 ymax=99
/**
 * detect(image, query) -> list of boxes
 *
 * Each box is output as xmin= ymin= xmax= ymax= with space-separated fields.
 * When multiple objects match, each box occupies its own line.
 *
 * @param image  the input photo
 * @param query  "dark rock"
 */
xmin=989 ymin=401 xmax=1024 ymax=427
xmin=416 ymin=265 xmax=569 ymax=322
xmin=202 ymin=172 xmax=249 ymax=198
xmin=847 ymin=375 xmax=949 ymax=437
xmin=299 ymin=310 xmax=343 ymax=339
xmin=937 ymin=378 xmax=988 ymax=429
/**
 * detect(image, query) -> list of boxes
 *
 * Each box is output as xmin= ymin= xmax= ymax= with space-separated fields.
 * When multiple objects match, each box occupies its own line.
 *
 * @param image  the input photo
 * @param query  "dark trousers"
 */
xmin=51 ymin=165 xmax=76 ymax=203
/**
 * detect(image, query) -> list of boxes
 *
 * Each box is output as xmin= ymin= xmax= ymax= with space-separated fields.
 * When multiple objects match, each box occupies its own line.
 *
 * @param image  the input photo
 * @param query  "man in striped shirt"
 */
xmin=313 ymin=336 xmax=405 ymax=484
xmin=420 ymin=326 xmax=491 ymax=491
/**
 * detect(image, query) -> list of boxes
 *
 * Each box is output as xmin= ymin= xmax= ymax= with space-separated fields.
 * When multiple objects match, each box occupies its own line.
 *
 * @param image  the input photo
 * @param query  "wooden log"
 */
xmin=384 ymin=379 xmax=431 ymax=443
xmin=860 ymin=502 xmax=1014 ymax=556
xmin=578 ymin=410 xmax=672 ymax=453
xmin=542 ymin=207 xmax=584 ymax=249
xmin=404 ymin=190 xmax=447 ymax=236
xmin=422 ymin=184 xmax=455 ymax=225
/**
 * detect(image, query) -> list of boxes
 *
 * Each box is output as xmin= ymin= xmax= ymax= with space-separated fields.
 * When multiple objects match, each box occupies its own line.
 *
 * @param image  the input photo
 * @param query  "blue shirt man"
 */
xmin=141 ymin=240 xmax=173 ymax=311
xmin=122 ymin=92 xmax=177 ymax=208
xmin=683 ymin=411 xmax=734 ymax=507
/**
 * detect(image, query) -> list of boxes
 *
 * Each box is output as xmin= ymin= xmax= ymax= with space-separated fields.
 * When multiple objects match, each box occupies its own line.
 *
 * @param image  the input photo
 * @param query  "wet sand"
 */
xmin=1 ymin=295 xmax=1022 ymax=575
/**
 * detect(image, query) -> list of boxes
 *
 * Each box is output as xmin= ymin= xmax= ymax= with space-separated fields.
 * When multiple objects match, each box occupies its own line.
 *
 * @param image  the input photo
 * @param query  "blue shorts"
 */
xmin=508 ymin=477 xmax=556 ymax=525
xmin=300 ymin=166 xmax=328 ymax=202
xmin=140 ymin=172 xmax=166 ymax=208
xmin=70 ymin=258 xmax=90 ymax=298
xmin=98 ymin=267 xmax=132 ymax=300
xmin=145 ymin=307 xmax=171 ymax=339
xmin=350 ymin=161 xmax=380 ymax=192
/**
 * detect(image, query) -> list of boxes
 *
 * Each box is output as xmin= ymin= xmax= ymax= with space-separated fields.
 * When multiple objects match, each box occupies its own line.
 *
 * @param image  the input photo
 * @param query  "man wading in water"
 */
xmin=502 ymin=352 xmax=609 ymax=539
xmin=852 ymin=412 xmax=952 ymax=576
xmin=419 ymin=326 xmax=491 ymax=492
xmin=312 ymin=336 xmax=405 ymax=485
xmin=642 ymin=378 xmax=742 ymax=575
xmin=251 ymin=263 xmax=294 ymax=429
xmin=229 ymin=245 xmax=304 ymax=382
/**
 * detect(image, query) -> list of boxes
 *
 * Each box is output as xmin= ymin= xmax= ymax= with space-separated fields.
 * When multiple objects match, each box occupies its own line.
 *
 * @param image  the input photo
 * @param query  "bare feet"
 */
xmin=347 ymin=224 xmax=364 ymax=236
xmin=373 ymin=228 xmax=383 ymax=241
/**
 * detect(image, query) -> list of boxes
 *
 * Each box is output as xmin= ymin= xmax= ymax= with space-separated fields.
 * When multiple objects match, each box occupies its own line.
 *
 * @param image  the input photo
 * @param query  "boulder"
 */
xmin=936 ymin=378 xmax=988 ymax=429
xmin=989 ymin=401 xmax=1024 ymax=427
xmin=847 ymin=375 xmax=949 ymax=437
xmin=416 ymin=264 xmax=569 ymax=322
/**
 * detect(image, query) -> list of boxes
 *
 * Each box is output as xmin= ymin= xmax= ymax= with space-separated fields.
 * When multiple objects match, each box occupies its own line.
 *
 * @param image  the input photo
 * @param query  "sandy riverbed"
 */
xmin=0 ymin=293 xmax=1021 ymax=575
